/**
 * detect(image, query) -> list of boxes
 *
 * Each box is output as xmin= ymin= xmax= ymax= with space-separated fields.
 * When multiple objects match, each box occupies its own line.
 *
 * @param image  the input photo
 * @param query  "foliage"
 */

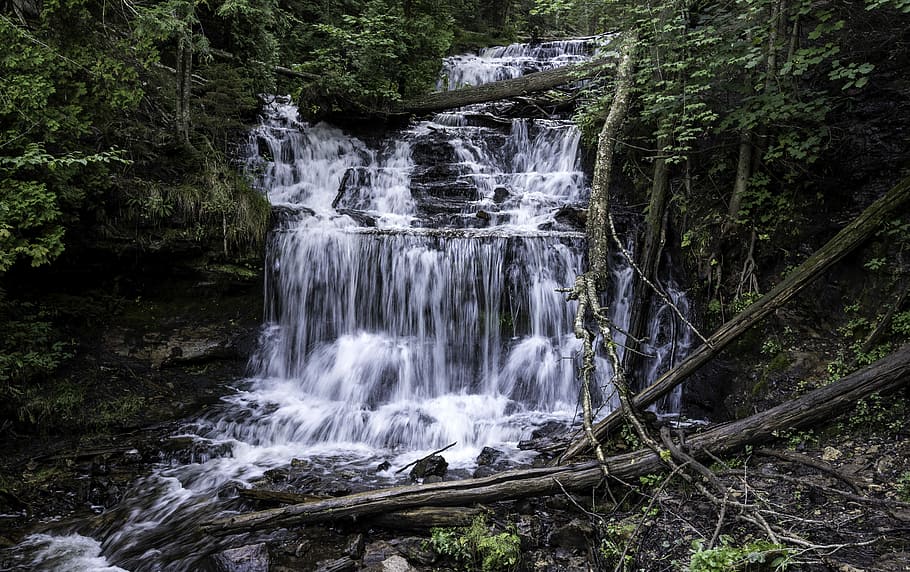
xmin=427 ymin=515 xmax=521 ymax=572
xmin=291 ymin=0 xmax=453 ymax=114
xmin=842 ymin=392 xmax=906 ymax=435
xmin=0 ymin=292 xmax=72 ymax=422
xmin=898 ymin=471 xmax=910 ymax=502
xmin=688 ymin=537 xmax=791 ymax=571
xmin=599 ymin=520 xmax=635 ymax=570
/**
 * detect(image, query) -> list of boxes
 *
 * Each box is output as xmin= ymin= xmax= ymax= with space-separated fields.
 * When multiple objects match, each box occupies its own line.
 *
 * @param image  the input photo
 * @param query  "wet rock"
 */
xmin=477 ymin=446 xmax=506 ymax=467
xmin=377 ymin=461 xmax=391 ymax=472
xmin=211 ymin=543 xmax=269 ymax=572
xmin=409 ymin=455 xmax=448 ymax=481
xmin=335 ymin=209 xmax=377 ymax=227
xmin=290 ymin=458 xmax=311 ymax=469
xmin=314 ymin=556 xmax=356 ymax=572
xmin=391 ymin=537 xmax=436 ymax=566
xmin=515 ymin=514 xmax=544 ymax=549
xmin=158 ymin=437 xmax=233 ymax=465
xmin=344 ymin=533 xmax=365 ymax=558
xmin=263 ymin=467 xmax=289 ymax=482
xmin=554 ymin=206 xmax=587 ymax=229
xmin=493 ymin=186 xmax=510 ymax=203
xmin=473 ymin=466 xmax=497 ymax=478
xmin=476 ymin=210 xmax=491 ymax=221
xmin=519 ymin=421 xmax=571 ymax=451
xmin=548 ymin=518 xmax=594 ymax=551
xmin=362 ymin=541 xmax=398 ymax=568
xmin=474 ymin=446 xmax=510 ymax=478
xmin=532 ymin=421 xmax=568 ymax=441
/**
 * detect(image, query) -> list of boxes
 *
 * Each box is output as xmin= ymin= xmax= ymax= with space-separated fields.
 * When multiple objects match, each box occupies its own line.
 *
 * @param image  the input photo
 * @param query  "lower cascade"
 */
xmin=10 ymin=38 xmax=693 ymax=571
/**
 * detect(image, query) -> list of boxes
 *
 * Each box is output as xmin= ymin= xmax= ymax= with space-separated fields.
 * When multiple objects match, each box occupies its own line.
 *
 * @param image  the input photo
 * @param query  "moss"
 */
xmin=766 ymin=351 xmax=790 ymax=374
xmin=207 ymin=263 xmax=260 ymax=280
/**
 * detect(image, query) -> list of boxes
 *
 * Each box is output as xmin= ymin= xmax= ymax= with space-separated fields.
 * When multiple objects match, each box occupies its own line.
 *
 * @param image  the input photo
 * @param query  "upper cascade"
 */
xmin=437 ymin=37 xmax=601 ymax=90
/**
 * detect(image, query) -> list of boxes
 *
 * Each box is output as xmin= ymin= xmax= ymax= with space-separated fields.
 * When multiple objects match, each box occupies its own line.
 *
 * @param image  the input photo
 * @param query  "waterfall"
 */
xmin=10 ymin=37 xmax=694 ymax=571
xmin=234 ymin=93 xmax=617 ymax=465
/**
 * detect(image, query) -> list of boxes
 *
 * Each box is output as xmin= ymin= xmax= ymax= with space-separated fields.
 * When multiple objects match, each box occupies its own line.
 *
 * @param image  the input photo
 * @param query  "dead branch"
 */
xmin=392 ymin=59 xmax=610 ymax=115
xmin=200 ymin=345 xmax=910 ymax=537
xmin=557 ymin=177 xmax=910 ymax=463
xmin=755 ymin=448 xmax=865 ymax=493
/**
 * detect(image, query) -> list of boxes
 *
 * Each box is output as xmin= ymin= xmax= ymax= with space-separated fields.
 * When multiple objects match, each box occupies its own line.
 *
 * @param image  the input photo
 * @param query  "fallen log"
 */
xmin=557 ymin=176 xmax=910 ymax=463
xmin=367 ymin=507 xmax=484 ymax=530
xmin=391 ymin=59 xmax=610 ymax=115
xmin=201 ymin=344 xmax=910 ymax=536
xmin=240 ymin=488 xmax=482 ymax=529
xmin=238 ymin=489 xmax=326 ymax=505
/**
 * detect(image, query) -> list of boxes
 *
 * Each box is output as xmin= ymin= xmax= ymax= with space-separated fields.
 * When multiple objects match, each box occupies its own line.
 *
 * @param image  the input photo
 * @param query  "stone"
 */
xmin=344 ymin=533 xmax=365 ymax=558
xmin=381 ymin=555 xmax=416 ymax=572
xmin=409 ymin=455 xmax=448 ymax=481
xmin=211 ymin=543 xmax=269 ymax=572
xmin=472 ymin=466 xmax=497 ymax=478
xmin=376 ymin=460 xmax=391 ymax=472
xmin=821 ymin=446 xmax=842 ymax=461
xmin=476 ymin=446 xmax=506 ymax=467
xmin=392 ymin=537 xmax=436 ymax=566
xmin=547 ymin=519 xmax=594 ymax=551
xmin=362 ymin=541 xmax=397 ymax=567
xmin=493 ymin=187 xmax=510 ymax=203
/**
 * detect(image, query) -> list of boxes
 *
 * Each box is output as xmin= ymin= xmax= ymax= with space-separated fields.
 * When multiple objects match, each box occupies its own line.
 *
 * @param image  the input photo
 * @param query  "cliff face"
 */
xmin=1 ymin=235 xmax=264 ymax=434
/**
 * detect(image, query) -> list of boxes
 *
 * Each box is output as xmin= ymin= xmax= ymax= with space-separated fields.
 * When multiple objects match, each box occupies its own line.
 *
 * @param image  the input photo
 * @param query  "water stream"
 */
xmin=10 ymin=37 xmax=693 ymax=571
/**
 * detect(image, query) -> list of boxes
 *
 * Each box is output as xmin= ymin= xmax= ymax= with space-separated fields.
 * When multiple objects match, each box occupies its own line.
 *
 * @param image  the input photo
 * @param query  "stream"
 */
xmin=9 ymin=37 xmax=693 ymax=571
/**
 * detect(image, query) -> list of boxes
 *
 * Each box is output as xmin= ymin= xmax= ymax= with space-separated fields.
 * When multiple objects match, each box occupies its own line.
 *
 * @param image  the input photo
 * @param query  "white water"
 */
xmin=10 ymin=38 xmax=692 ymax=571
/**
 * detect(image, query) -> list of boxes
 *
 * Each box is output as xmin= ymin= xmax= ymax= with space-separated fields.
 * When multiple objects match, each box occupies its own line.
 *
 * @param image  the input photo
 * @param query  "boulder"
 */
xmin=409 ymin=455 xmax=448 ymax=481
xmin=211 ymin=543 xmax=269 ymax=572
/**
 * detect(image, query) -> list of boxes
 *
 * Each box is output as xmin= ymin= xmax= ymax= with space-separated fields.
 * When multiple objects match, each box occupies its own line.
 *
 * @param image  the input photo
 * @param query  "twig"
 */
xmin=708 ymin=492 xmax=728 ymax=549
xmin=395 ymin=442 xmax=457 ymax=474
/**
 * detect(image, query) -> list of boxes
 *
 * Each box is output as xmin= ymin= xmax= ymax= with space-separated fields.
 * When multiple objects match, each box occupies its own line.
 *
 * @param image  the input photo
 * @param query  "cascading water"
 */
xmin=9 ymin=37 xmax=694 ymax=571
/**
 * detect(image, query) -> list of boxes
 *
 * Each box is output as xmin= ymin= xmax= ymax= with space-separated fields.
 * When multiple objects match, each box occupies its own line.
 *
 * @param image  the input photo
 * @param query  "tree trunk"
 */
xmin=726 ymin=131 xmax=753 ymax=228
xmin=586 ymin=31 xmax=638 ymax=287
xmin=391 ymin=60 xmax=606 ymax=116
xmin=201 ymin=344 xmax=910 ymax=536
xmin=557 ymin=176 xmax=910 ymax=462
xmin=622 ymin=132 xmax=670 ymax=376
xmin=175 ymin=33 xmax=192 ymax=143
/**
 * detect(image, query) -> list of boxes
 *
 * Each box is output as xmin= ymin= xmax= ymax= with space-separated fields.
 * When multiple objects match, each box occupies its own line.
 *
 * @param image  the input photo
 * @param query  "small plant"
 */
xmin=897 ymin=471 xmax=910 ymax=502
xmin=771 ymin=428 xmax=817 ymax=450
xmin=844 ymin=392 xmax=905 ymax=434
xmin=688 ymin=536 xmax=791 ymax=572
xmin=639 ymin=473 xmax=663 ymax=487
xmin=760 ymin=337 xmax=782 ymax=356
xmin=427 ymin=516 xmax=520 ymax=572
xmin=599 ymin=520 xmax=635 ymax=571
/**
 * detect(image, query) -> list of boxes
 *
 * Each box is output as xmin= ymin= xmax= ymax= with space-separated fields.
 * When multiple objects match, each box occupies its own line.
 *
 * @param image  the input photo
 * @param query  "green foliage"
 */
xmin=0 ymin=293 xmax=72 ymax=421
xmin=427 ymin=516 xmax=521 ymax=572
xmin=294 ymin=0 xmax=453 ymax=113
xmin=898 ymin=471 xmax=910 ymax=502
xmin=771 ymin=428 xmax=817 ymax=450
xmin=843 ymin=392 xmax=906 ymax=434
xmin=688 ymin=537 xmax=791 ymax=571
xmin=599 ymin=520 xmax=635 ymax=570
